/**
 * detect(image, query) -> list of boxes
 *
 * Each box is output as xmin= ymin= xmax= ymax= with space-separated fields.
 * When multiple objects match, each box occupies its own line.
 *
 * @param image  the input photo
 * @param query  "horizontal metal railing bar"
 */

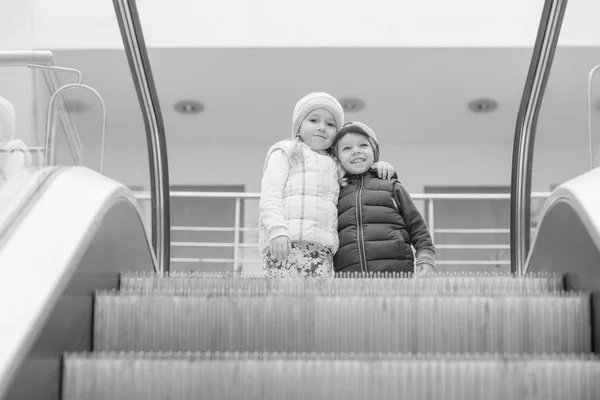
xmin=174 ymin=226 xmax=509 ymax=235
xmin=170 ymin=258 xmax=510 ymax=266
xmin=415 ymin=192 xmax=550 ymax=200
xmin=171 ymin=258 xmax=262 ymax=264
xmin=172 ymin=242 xmax=231 ymax=248
xmin=134 ymin=192 xmax=260 ymax=200
xmin=171 ymin=242 xmax=257 ymax=248
xmin=134 ymin=191 xmax=552 ymax=201
xmin=437 ymin=260 xmax=511 ymax=265
xmin=0 ymin=50 xmax=54 ymax=66
xmin=171 ymin=241 xmax=510 ymax=251
xmin=171 ymin=226 xmax=258 ymax=232
xmin=435 ymin=244 xmax=510 ymax=250
xmin=137 ymin=190 xmax=550 ymax=272
xmin=434 ymin=229 xmax=510 ymax=234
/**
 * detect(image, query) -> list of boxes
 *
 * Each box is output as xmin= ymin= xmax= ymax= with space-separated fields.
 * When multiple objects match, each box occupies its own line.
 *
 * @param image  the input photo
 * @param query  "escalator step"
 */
xmin=63 ymin=352 xmax=600 ymax=400
xmin=94 ymin=291 xmax=590 ymax=354
xmin=120 ymin=272 xmax=564 ymax=294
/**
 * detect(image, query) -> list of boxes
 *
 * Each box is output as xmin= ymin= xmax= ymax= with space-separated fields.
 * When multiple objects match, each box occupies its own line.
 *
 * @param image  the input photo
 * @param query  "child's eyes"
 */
xmin=360 ymin=143 xmax=369 ymax=147
xmin=309 ymin=119 xmax=318 ymax=123
xmin=327 ymin=122 xmax=335 ymax=127
xmin=342 ymin=146 xmax=351 ymax=151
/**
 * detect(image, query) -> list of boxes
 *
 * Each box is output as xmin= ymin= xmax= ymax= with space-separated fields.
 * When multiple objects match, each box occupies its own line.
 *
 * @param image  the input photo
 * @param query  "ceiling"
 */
xmin=49 ymin=46 xmax=600 ymax=148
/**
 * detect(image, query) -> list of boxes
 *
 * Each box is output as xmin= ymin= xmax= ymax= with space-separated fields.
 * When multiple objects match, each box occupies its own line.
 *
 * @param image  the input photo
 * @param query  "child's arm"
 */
xmin=392 ymin=182 xmax=436 ymax=271
xmin=335 ymin=159 xmax=397 ymax=185
xmin=370 ymin=161 xmax=397 ymax=180
xmin=259 ymin=150 xmax=291 ymax=259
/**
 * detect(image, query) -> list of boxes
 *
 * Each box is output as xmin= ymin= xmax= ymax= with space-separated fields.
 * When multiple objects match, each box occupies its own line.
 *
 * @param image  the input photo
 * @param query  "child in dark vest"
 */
xmin=332 ymin=121 xmax=436 ymax=275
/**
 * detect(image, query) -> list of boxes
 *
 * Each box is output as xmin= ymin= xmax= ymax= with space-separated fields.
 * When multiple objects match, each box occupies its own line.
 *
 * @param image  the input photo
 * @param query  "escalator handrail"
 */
xmin=510 ymin=0 xmax=568 ymax=276
xmin=0 ymin=166 xmax=157 ymax=399
xmin=112 ymin=0 xmax=171 ymax=273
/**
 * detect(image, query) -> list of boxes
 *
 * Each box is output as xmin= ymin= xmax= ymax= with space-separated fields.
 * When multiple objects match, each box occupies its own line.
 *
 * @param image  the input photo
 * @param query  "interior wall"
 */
xmin=91 ymin=142 xmax=587 ymax=191
xmin=0 ymin=0 xmax=33 ymax=50
xmin=28 ymin=0 xmax=600 ymax=48
xmin=0 ymin=0 xmax=36 ymax=146
xmin=58 ymin=140 xmax=583 ymax=273
xmin=63 ymin=142 xmax=588 ymax=236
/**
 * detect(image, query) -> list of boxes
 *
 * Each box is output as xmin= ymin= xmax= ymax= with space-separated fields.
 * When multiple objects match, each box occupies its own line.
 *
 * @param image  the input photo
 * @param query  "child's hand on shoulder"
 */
xmin=370 ymin=161 xmax=396 ymax=180
xmin=269 ymin=235 xmax=291 ymax=261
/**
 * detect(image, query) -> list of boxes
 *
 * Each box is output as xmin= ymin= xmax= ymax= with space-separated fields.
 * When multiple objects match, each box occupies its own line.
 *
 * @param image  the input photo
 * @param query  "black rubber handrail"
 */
xmin=113 ymin=0 xmax=171 ymax=273
xmin=511 ymin=0 xmax=567 ymax=276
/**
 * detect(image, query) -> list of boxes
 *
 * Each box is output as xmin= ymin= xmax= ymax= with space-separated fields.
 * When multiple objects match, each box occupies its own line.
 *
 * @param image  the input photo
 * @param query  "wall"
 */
xmin=67 ymin=140 xmax=585 ymax=273
xmin=4 ymin=0 xmax=597 ymax=274
xmin=0 ymin=0 xmax=34 ymax=50
xmin=96 ymin=142 xmax=588 ymax=192
xmin=91 ymin=140 xmax=589 ymax=225
xmin=0 ymin=0 xmax=36 ymax=146
xmin=27 ymin=0 xmax=600 ymax=49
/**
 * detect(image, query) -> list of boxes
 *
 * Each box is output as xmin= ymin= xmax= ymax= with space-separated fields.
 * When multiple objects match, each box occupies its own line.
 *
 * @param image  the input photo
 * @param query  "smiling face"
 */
xmin=297 ymin=109 xmax=337 ymax=151
xmin=336 ymin=132 xmax=375 ymax=175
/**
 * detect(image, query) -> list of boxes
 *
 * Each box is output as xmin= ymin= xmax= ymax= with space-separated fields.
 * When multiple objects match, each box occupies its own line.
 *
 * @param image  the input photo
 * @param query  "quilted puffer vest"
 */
xmin=258 ymin=140 xmax=340 ymax=253
xmin=334 ymin=173 xmax=414 ymax=273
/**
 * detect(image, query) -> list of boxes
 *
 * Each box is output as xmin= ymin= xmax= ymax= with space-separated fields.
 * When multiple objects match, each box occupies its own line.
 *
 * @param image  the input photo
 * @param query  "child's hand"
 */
xmin=420 ymin=263 xmax=436 ymax=274
xmin=269 ymin=235 xmax=291 ymax=261
xmin=415 ymin=263 xmax=436 ymax=277
xmin=370 ymin=161 xmax=395 ymax=180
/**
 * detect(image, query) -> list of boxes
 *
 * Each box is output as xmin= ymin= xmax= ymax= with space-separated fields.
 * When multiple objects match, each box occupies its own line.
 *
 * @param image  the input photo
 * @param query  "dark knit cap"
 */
xmin=333 ymin=121 xmax=380 ymax=162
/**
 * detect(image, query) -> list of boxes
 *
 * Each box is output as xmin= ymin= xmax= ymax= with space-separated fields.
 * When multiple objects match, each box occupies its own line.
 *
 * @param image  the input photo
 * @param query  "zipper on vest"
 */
xmin=355 ymin=175 xmax=368 ymax=272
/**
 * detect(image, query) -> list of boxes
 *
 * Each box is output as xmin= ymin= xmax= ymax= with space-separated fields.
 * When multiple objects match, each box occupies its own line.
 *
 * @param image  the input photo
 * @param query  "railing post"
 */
xmin=587 ymin=65 xmax=600 ymax=170
xmin=427 ymin=198 xmax=435 ymax=245
xmin=233 ymin=197 xmax=241 ymax=272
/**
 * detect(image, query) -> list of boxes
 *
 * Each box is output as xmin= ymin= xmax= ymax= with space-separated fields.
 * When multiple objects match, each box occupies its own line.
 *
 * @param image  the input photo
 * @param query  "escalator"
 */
xmin=1 ymin=0 xmax=596 ymax=396
xmin=2 ymin=166 xmax=600 ymax=399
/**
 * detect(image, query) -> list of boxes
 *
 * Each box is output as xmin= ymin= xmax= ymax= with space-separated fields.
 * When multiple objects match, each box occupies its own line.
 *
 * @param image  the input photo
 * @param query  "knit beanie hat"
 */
xmin=333 ymin=121 xmax=380 ymax=162
xmin=0 ymin=95 xmax=16 ymax=143
xmin=291 ymin=92 xmax=344 ymax=137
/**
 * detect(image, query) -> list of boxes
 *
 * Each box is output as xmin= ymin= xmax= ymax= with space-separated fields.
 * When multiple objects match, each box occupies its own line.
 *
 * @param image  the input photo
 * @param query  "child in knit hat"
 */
xmin=332 ymin=121 xmax=436 ymax=275
xmin=258 ymin=93 xmax=396 ymax=278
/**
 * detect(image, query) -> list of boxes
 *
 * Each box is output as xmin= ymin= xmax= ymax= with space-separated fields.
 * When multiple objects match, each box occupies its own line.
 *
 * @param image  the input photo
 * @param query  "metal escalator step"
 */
xmin=94 ymin=291 xmax=590 ymax=354
xmin=63 ymin=352 xmax=600 ymax=400
xmin=119 ymin=272 xmax=564 ymax=294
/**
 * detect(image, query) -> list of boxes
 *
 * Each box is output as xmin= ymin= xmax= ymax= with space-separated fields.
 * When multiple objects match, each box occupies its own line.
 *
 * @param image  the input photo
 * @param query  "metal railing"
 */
xmin=135 ymin=191 xmax=551 ymax=272
xmin=0 ymin=51 xmax=83 ymax=164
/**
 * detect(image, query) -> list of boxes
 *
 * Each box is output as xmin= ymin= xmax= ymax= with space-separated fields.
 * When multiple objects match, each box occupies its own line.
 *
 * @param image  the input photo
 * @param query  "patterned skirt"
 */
xmin=260 ymin=240 xmax=334 ymax=278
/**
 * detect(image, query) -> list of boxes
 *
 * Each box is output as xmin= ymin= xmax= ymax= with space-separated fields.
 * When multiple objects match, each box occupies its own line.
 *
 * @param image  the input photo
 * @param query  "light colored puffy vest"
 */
xmin=259 ymin=140 xmax=340 ymax=253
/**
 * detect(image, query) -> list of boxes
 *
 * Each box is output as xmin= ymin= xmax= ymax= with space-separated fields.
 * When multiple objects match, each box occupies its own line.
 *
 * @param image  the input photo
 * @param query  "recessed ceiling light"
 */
xmin=174 ymin=100 xmax=204 ymax=115
xmin=468 ymin=98 xmax=498 ymax=113
xmin=338 ymin=97 xmax=365 ymax=113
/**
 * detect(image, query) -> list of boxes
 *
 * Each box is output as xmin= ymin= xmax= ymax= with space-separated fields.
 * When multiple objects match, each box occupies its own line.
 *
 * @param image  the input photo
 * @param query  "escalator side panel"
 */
xmin=527 ymin=167 xmax=600 ymax=353
xmin=0 ymin=168 xmax=156 ymax=400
